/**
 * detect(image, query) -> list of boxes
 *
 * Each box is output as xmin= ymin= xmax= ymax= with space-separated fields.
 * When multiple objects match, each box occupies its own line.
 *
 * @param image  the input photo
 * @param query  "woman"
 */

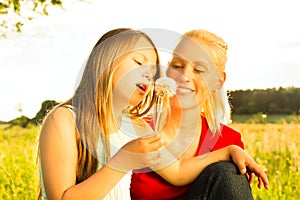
xmin=130 ymin=29 xmax=269 ymax=199
xmin=38 ymin=28 xmax=164 ymax=200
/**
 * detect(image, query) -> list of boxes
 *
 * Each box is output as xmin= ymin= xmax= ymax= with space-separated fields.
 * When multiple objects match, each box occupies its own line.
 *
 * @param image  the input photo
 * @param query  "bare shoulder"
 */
xmin=39 ymin=106 xmax=78 ymax=189
xmin=40 ymin=106 xmax=76 ymax=143
xmin=47 ymin=106 xmax=74 ymax=123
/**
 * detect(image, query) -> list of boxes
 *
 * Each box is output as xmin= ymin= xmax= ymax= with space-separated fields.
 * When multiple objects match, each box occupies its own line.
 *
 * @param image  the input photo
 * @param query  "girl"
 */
xmin=38 ymin=28 xmax=164 ymax=200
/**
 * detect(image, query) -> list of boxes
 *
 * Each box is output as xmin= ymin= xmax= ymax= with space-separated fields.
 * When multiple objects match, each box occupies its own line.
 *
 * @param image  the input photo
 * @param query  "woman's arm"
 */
xmin=228 ymin=145 xmax=269 ymax=190
xmin=153 ymin=145 xmax=231 ymax=186
xmin=39 ymin=107 xmax=163 ymax=200
xmin=153 ymin=145 xmax=269 ymax=190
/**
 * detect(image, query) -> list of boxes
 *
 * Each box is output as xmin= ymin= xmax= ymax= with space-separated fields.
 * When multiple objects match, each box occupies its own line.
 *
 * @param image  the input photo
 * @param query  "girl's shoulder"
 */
xmin=40 ymin=105 xmax=77 ymax=142
xmin=46 ymin=105 xmax=75 ymax=124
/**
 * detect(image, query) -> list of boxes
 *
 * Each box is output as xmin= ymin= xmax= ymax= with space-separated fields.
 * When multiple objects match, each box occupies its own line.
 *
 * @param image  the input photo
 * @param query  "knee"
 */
xmin=190 ymin=161 xmax=253 ymax=199
xmin=205 ymin=161 xmax=239 ymax=176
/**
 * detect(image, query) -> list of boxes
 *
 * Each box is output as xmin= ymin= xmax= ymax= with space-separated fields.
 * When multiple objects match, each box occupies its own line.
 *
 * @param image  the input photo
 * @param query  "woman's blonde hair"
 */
xmin=182 ymin=29 xmax=231 ymax=134
xmin=38 ymin=28 xmax=161 ymax=199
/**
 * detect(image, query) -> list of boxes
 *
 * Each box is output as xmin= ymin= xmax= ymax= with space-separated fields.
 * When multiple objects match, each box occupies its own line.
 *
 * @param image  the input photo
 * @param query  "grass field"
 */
xmin=231 ymin=123 xmax=300 ymax=200
xmin=0 ymin=121 xmax=299 ymax=199
xmin=231 ymin=114 xmax=300 ymax=124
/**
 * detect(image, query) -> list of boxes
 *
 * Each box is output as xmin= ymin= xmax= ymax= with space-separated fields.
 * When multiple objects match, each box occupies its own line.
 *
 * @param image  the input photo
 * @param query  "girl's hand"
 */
xmin=228 ymin=145 xmax=269 ymax=190
xmin=109 ymin=133 xmax=164 ymax=171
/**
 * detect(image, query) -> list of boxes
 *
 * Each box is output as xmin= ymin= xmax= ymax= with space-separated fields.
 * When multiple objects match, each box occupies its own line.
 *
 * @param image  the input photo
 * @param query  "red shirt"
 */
xmin=130 ymin=116 xmax=244 ymax=200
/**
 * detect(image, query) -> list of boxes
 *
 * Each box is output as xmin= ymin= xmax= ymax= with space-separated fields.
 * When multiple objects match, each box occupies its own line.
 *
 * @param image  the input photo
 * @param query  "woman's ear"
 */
xmin=214 ymin=72 xmax=226 ymax=92
xmin=220 ymin=72 xmax=226 ymax=84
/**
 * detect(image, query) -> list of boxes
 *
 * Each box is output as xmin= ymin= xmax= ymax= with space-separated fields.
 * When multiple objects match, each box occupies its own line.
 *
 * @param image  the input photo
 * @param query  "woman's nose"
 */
xmin=177 ymin=66 xmax=192 ymax=83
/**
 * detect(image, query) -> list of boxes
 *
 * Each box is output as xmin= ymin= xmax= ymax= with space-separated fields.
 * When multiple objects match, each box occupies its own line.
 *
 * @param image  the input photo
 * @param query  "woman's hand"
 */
xmin=109 ymin=133 xmax=164 ymax=171
xmin=228 ymin=145 xmax=269 ymax=190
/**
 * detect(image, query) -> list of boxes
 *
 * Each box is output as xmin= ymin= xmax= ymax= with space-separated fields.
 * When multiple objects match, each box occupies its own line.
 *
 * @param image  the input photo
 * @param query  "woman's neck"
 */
xmin=162 ymin=104 xmax=203 ymax=158
xmin=168 ymin=104 xmax=202 ymax=131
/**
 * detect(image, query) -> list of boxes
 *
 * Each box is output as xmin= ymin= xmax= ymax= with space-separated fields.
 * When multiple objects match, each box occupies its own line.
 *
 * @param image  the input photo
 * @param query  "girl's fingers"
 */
xmin=150 ymin=140 xmax=164 ymax=151
xmin=140 ymin=133 xmax=164 ymax=152
xmin=149 ymin=154 xmax=162 ymax=167
xmin=141 ymin=133 xmax=161 ymax=143
xmin=140 ymin=152 xmax=161 ymax=168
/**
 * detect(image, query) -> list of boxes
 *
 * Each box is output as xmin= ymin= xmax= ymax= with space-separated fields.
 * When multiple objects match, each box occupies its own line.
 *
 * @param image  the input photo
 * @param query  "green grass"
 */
xmin=232 ymin=114 xmax=300 ymax=124
xmin=0 ymin=122 xmax=299 ymax=199
xmin=231 ymin=123 xmax=300 ymax=200
xmin=0 ymin=125 xmax=40 ymax=199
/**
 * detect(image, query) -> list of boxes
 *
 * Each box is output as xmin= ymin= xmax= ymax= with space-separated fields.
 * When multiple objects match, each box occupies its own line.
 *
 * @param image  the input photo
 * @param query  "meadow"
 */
xmin=0 ymin=119 xmax=299 ymax=199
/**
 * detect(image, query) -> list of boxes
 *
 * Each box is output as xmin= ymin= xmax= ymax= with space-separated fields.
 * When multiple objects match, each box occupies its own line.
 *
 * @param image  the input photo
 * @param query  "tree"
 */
xmin=229 ymin=87 xmax=300 ymax=115
xmin=0 ymin=0 xmax=82 ymax=38
xmin=31 ymin=100 xmax=59 ymax=125
xmin=8 ymin=115 xmax=31 ymax=128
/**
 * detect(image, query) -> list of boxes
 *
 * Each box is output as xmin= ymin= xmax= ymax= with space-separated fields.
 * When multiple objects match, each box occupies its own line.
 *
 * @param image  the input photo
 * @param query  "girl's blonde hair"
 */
xmin=182 ymin=29 xmax=231 ymax=134
xmin=38 ymin=28 xmax=161 ymax=199
xmin=71 ymin=28 xmax=161 ymax=183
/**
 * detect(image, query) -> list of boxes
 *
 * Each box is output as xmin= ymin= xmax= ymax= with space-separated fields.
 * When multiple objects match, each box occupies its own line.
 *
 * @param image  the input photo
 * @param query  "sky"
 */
xmin=0 ymin=0 xmax=299 ymax=121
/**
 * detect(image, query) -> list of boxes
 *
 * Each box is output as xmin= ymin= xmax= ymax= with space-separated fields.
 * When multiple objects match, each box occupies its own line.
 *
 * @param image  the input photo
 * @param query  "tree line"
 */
xmin=229 ymin=87 xmax=300 ymax=115
xmin=3 ymin=87 xmax=300 ymax=127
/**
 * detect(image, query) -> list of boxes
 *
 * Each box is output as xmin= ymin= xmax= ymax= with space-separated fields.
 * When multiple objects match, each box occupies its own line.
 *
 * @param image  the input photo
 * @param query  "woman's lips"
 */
xmin=176 ymin=86 xmax=195 ymax=95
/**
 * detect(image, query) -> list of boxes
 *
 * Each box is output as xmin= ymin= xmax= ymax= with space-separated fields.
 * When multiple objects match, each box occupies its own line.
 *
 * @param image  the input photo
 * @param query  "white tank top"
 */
xmin=40 ymin=107 xmax=136 ymax=199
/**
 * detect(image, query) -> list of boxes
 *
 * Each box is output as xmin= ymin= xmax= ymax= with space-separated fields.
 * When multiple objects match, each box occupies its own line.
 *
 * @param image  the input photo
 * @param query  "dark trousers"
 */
xmin=185 ymin=161 xmax=254 ymax=200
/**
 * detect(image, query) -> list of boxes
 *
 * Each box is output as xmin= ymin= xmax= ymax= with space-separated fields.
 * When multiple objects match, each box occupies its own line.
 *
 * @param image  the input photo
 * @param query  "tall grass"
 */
xmin=231 ymin=123 xmax=300 ymax=200
xmin=0 ymin=122 xmax=299 ymax=199
xmin=0 ymin=125 xmax=39 ymax=199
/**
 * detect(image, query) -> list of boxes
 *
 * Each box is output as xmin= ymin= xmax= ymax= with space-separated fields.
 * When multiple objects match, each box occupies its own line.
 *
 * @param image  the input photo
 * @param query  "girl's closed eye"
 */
xmin=132 ymin=53 xmax=146 ymax=66
xmin=134 ymin=59 xmax=143 ymax=65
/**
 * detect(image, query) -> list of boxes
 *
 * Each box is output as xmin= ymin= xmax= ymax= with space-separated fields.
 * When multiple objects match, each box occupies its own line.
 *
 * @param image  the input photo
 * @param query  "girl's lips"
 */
xmin=136 ymin=83 xmax=149 ymax=93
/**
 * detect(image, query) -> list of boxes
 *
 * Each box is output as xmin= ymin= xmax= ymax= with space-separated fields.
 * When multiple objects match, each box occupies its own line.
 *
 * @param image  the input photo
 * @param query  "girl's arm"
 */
xmin=153 ymin=145 xmax=269 ymax=190
xmin=39 ymin=107 xmax=163 ymax=200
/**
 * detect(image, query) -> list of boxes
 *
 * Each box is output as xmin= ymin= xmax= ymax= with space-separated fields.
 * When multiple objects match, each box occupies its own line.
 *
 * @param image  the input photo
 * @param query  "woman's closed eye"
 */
xmin=194 ymin=67 xmax=205 ymax=73
xmin=169 ymin=62 xmax=184 ymax=69
xmin=172 ymin=64 xmax=184 ymax=69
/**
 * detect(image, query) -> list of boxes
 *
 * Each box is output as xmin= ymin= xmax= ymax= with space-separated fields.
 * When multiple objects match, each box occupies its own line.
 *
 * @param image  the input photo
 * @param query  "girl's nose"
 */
xmin=142 ymin=64 xmax=156 ymax=81
xmin=142 ymin=71 xmax=153 ymax=81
